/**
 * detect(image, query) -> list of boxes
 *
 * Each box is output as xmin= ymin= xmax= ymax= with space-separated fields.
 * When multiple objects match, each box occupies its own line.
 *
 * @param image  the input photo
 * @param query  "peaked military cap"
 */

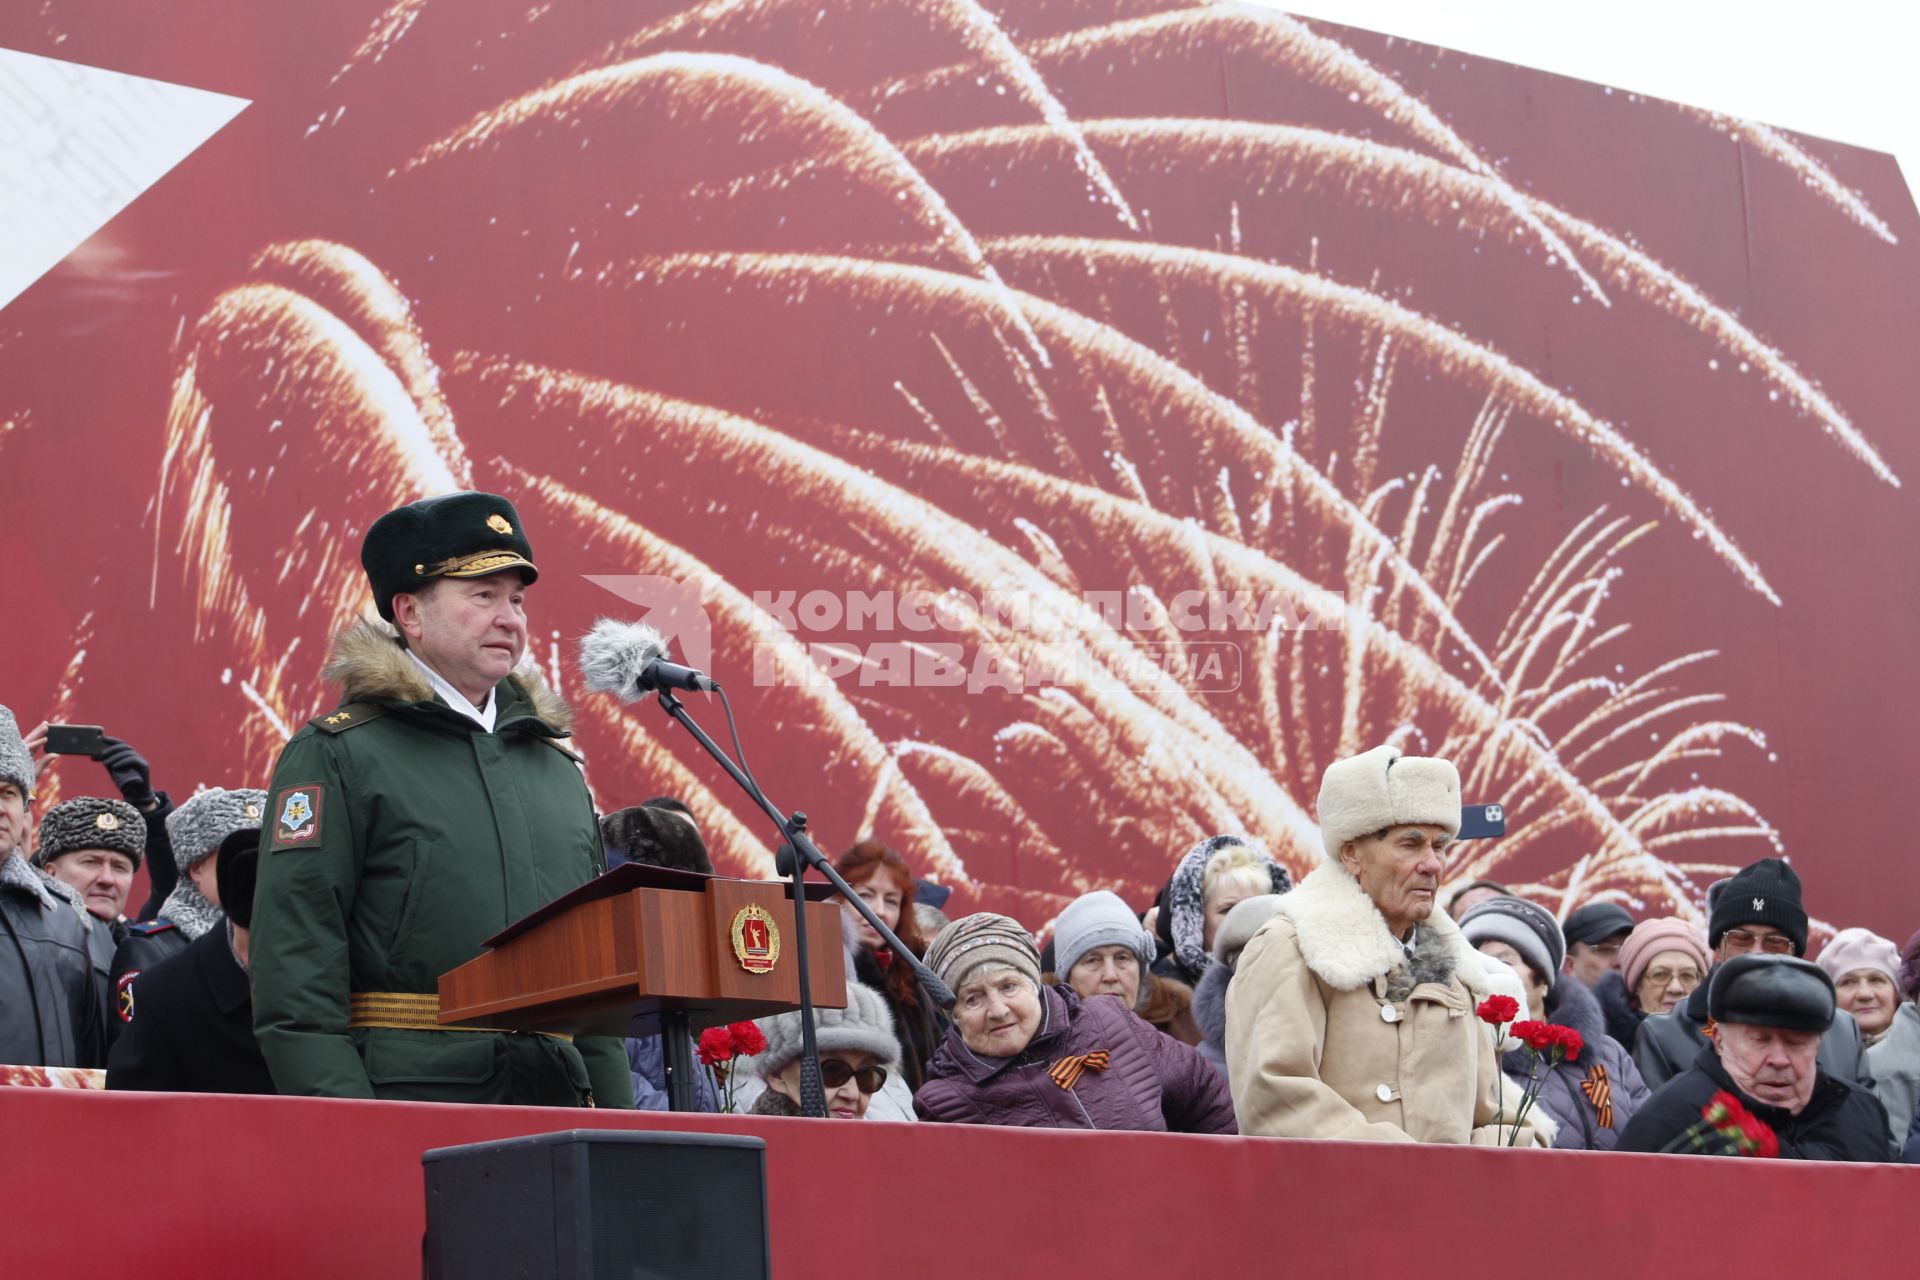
xmin=362 ymin=491 xmax=538 ymax=622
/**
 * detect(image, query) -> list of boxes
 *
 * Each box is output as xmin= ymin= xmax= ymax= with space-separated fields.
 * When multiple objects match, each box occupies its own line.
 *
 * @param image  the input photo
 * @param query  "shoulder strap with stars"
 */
xmin=311 ymin=702 xmax=391 ymax=734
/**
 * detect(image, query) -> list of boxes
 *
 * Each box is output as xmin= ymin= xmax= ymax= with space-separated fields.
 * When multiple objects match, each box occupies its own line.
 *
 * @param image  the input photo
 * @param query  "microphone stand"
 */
xmin=651 ymin=686 xmax=954 ymax=1119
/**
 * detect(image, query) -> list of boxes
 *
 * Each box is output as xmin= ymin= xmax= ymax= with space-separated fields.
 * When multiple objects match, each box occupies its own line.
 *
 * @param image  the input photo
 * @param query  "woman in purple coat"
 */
xmin=913 ymin=913 xmax=1236 ymax=1133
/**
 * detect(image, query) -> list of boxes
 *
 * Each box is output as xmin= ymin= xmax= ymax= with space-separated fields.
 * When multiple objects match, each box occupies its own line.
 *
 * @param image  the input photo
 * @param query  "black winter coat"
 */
xmin=854 ymin=946 xmax=939 ymax=1092
xmin=1633 ymin=969 xmax=1873 ymax=1091
xmin=107 ymin=925 xmax=275 ymax=1094
xmin=1619 ymin=1045 xmax=1891 ymax=1162
xmin=1593 ymin=971 xmax=1646 ymax=1050
xmin=0 ymin=857 xmax=105 ymax=1068
xmin=1904 ymin=1096 xmax=1920 ymax=1164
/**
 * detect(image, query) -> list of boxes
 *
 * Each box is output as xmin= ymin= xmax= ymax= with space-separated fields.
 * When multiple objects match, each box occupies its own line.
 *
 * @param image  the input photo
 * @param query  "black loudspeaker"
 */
xmin=423 ymin=1129 xmax=770 ymax=1280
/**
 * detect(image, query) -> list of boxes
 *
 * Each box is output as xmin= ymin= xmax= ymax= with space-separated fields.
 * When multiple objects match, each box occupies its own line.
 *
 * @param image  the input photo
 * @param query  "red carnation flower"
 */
xmin=696 ymin=1026 xmax=735 ymax=1066
xmin=727 ymin=1021 xmax=768 ymax=1057
xmin=1555 ymin=1026 xmax=1583 ymax=1062
xmin=1476 ymin=995 xmax=1519 ymax=1026
xmin=1512 ymin=1020 xmax=1558 ymax=1053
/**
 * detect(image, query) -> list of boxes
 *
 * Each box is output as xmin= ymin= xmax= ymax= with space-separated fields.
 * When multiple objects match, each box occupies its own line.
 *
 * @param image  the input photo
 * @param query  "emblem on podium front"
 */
xmin=730 ymin=904 xmax=781 ymax=974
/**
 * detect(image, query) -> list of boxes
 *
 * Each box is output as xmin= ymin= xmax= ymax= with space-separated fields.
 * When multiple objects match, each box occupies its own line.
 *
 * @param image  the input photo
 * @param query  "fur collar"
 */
xmin=1193 ymin=961 xmax=1229 ymax=1051
xmin=1272 ymin=861 xmax=1489 ymax=996
xmin=322 ymin=619 xmax=572 ymax=732
xmin=158 ymin=880 xmax=222 ymax=941
xmin=1 ymin=851 xmax=62 ymax=914
xmin=749 ymin=1088 xmax=800 ymax=1117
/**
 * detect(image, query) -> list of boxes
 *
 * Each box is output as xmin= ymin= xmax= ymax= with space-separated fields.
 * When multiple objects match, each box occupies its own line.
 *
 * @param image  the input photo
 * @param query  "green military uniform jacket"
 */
xmin=251 ymin=621 xmax=634 ymax=1107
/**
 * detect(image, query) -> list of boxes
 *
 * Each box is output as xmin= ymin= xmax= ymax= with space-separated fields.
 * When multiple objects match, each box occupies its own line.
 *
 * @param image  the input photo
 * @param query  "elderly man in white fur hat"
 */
xmin=1226 ymin=745 xmax=1537 ymax=1143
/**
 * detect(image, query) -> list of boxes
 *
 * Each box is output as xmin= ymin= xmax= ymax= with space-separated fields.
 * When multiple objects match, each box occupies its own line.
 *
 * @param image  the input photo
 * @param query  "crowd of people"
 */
xmin=3 ymin=490 xmax=1915 ymax=1166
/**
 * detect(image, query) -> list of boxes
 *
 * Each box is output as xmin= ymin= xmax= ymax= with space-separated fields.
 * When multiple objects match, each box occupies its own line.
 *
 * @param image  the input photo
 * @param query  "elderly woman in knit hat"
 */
xmin=1818 ymin=927 xmax=1917 ymax=1149
xmin=108 ymin=787 xmax=265 ymax=1025
xmin=1050 ymin=889 xmax=1201 ymax=1046
xmin=913 ymin=913 xmax=1234 ymax=1132
xmin=1460 ymin=896 xmax=1650 ymax=1149
xmin=1226 ymin=745 xmax=1539 ymax=1144
xmin=1591 ymin=916 xmax=1711 ymax=1049
xmin=1621 ymin=956 xmax=1892 ymax=1161
xmin=737 ymin=984 xmax=905 ymax=1120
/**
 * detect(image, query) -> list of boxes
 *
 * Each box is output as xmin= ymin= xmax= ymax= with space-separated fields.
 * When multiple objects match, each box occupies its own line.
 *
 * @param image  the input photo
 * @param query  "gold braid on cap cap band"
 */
xmin=427 ymin=550 xmax=532 ymax=579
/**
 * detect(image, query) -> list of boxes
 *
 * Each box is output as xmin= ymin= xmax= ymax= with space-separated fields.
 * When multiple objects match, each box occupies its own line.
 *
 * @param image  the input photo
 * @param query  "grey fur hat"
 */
xmin=166 ymin=788 xmax=269 ymax=871
xmin=34 ymin=797 xmax=145 ymax=869
xmin=737 ymin=982 xmax=902 ymax=1080
xmin=0 ymin=706 xmax=33 ymax=801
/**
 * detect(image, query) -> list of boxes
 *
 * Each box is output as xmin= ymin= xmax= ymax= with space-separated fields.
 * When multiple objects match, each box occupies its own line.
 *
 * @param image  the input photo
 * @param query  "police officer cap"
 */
xmin=1708 ymin=954 xmax=1836 ymax=1034
xmin=362 ymin=492 xmax=538 ymax=622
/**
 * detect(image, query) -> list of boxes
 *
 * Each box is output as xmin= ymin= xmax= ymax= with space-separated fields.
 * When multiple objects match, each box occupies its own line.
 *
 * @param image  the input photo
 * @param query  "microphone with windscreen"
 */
xmin=578 ymin=619 xmax=718 ymax=699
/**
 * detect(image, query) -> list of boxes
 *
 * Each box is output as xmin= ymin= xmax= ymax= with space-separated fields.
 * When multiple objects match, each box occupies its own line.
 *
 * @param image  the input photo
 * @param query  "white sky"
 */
xmin=1273 ymin=0 xmax=1918 ymax=210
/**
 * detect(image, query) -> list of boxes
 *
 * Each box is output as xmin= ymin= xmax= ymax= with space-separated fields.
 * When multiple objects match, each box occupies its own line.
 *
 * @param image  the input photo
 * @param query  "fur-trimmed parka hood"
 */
xmin=322 ymin=619 xmax=572 ymax=733
xmin=1261 ymin=859 xmax=1490 ymax=997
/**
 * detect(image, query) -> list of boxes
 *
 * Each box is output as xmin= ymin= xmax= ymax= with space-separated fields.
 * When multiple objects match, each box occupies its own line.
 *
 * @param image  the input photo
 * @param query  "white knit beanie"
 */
xmin=736 ymin=982 xmax=903 ymax=1080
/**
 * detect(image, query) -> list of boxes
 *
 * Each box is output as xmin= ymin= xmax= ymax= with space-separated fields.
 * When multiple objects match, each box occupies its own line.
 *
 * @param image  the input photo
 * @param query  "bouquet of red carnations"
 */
xmin=1658 ymin=1089 xmax=1781 ymax=1157
xmin=696 ymin=1021 xmax=768 ymax=1114
xmin=1474 ymin=996 xmax=1582 ymax=1146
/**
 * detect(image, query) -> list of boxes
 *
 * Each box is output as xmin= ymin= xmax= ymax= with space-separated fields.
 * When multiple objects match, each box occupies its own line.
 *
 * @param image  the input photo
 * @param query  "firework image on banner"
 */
xmin=2 ymin=2 xmax=1916 ymax=935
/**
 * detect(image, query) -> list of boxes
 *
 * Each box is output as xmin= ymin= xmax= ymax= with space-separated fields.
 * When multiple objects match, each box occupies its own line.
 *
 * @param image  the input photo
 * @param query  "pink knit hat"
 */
xmin=1814 ymin=927 xmax=1901 ymax=987
xmin=1619 ymin=916 xmax=1711 ymax=991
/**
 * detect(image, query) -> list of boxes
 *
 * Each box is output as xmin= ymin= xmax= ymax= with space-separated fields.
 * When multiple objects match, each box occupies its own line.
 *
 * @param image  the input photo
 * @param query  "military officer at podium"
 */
xmin=250 ymin=492 xmax=634 ymax=1108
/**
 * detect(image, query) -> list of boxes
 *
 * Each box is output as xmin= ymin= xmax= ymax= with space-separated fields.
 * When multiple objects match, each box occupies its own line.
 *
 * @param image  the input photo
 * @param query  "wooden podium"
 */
xmin=438 ymin=863 xmax=848 ymax=1039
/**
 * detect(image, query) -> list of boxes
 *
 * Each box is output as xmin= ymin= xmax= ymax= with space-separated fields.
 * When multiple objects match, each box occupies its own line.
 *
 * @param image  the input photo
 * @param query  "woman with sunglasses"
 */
xmin=740 ymin=983 xmax=905 ymax=1120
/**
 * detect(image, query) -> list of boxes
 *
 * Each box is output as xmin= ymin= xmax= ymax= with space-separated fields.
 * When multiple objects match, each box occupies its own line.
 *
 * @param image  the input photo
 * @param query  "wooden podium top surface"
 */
xmin=483 ymin=862 xmax=838 ymax=948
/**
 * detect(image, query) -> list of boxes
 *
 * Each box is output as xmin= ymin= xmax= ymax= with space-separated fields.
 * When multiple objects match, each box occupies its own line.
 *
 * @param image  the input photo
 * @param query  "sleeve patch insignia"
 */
xmin=270 ymin=784 xmax=325 ymax=850
xmin=116 ymin=970 xmax=140 ymax=1023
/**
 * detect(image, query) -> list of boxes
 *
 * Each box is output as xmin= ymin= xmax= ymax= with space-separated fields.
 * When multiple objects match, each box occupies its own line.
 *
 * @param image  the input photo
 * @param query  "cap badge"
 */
xmin=95 ymin=812 xmax=120 ymax=832
xmin=245 ymin=803 xmax=261 ymax=820
xmin=487 ymin=513 xmax=513 ymax=535
xmin=1752 ymin=897 xmax=1765 ymax=911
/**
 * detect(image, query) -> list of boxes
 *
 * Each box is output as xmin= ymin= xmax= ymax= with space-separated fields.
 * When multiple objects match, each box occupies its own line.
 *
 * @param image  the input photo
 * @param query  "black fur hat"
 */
xmin=361 ymin=492 xmax=537 ymax=623
xmin=600 ymin=802 xmax=711 ymax=874
xmin=214 ymin=828 xmax=261 ymax=930
xmin=1709 ymin=954 xmax=1835 ymax=1033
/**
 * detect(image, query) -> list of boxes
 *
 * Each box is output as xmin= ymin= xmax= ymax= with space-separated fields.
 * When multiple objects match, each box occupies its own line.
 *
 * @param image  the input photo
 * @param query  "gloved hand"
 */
xmin=97 ymin=736 xmax=155 ymax=808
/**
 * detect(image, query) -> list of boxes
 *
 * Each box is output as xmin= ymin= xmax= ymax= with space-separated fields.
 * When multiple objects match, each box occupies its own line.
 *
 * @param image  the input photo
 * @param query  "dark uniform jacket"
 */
xmin=106 ymin=923 xmax=274 ymax=1094
xmin=0 ymin=854 xmax=105 ymax=1068
xmin=250 ymin=622 xmax=633 ymax=1107
xmin=1633 ymin=968 xmax=1873 ymax=1091
xmin=107 ymin=919 xmax=185 ymax=1041
xmin=1620 ymin=1044 xmax=1892 ymax=1161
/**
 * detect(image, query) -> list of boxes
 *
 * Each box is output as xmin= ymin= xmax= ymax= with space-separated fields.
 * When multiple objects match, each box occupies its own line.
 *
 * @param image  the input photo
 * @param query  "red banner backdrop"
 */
xmin=2 ymin=2 xmax=1917 ymax=937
